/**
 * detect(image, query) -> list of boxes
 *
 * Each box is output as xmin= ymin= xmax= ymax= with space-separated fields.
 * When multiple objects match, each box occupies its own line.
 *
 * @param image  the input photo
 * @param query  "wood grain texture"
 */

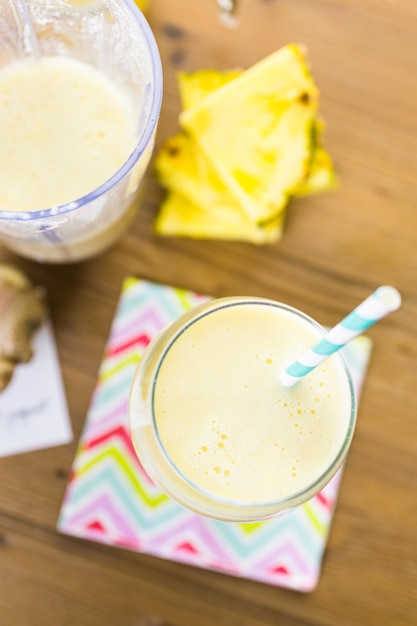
xmin=0 ymin=0 xmax=416 ymax=624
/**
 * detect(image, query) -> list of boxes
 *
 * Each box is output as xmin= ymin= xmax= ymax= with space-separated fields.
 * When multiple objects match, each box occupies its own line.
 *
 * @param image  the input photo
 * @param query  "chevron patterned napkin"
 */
xmin=58 ymin=278 xmax=372 ymax=592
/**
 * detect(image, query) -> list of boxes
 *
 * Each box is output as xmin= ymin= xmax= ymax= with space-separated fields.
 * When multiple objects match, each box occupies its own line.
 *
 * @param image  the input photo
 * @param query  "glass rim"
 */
xmin=0 ymin=0 xmax=163 ymax=222
xmin=150 ymin=296 xmax=358 ymax=512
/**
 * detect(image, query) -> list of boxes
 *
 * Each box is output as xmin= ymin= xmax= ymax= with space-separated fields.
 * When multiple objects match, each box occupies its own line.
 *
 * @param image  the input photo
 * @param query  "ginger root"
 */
xmin=0 ymin=265 xmax=46 ymax=391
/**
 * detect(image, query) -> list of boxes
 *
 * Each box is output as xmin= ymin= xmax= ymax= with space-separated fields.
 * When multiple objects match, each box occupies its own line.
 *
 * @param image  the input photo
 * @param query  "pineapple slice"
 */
xmin=155 ymin=192 xmax=284 ymax=244
xmin=155 ymin=133 xmax=245 ymax=223
xmin=154 ymin=44 xmax=336 ymax=243
xmin=178 ymin=69 xmax=241 ymax=110
xmin=154 ymin=134 xmax=285 ymax=242
xmin=178 ymin=69 xmax=336 ymax=198
xmin=180 ymin=44 xmax=318 ymax=222
xmin=295 ymin=146 xmax=337 ymax=196
xmin=134 ymin=0 xmax=148 ymax=11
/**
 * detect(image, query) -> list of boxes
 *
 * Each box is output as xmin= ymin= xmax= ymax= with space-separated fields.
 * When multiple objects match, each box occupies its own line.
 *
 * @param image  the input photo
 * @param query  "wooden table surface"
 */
xmin=1 ymin=0 xmax=416 ymax=624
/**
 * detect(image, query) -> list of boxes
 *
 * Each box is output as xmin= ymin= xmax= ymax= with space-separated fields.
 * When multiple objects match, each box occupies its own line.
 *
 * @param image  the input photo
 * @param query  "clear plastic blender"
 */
xmin=0 ymin=0 xmax=162 ymax=263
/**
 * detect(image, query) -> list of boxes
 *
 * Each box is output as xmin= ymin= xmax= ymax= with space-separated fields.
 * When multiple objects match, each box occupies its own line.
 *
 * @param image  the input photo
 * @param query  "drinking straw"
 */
xmin=280 ymin=286 xmax=401 ymax=388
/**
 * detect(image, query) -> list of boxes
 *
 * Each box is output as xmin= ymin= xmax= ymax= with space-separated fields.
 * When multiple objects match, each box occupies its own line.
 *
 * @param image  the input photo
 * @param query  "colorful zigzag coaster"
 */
xmin=57 ymin=278 xmax=372 ymax=592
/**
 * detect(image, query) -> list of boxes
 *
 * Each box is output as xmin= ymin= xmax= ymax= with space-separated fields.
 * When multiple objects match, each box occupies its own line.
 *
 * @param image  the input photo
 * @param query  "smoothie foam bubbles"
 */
xmin=130 ymin=297 xmax=357 ymax=521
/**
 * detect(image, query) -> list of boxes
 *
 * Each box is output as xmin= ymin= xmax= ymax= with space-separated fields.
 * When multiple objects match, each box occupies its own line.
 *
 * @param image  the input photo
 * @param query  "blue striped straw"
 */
xmin=280 ymin=286 xmax=401 ymax=388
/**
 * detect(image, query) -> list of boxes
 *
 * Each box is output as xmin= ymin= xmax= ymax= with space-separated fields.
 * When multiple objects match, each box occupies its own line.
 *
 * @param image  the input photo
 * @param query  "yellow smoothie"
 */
xmin=0 ymin=56 xmax=137 ymax=213
xmin=129 ymin=298 xmax=356 ymax=521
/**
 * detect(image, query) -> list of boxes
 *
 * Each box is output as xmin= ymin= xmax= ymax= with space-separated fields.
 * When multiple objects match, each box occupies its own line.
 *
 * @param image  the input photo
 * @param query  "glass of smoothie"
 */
xmin=0 ymin=0 xmax=162 ymax=262
xmin=129 ymin=297 xmax=357 ymax=522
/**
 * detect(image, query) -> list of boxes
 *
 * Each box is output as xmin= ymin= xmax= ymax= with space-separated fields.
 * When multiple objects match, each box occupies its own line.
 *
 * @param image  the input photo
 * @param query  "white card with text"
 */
xmin=0 ymin=320 xmax=72 ymax=457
